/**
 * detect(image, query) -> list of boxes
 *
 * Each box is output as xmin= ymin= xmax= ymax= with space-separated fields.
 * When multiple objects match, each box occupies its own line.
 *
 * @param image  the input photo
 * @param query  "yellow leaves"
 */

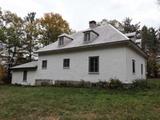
xmin=40 ymin=12 xmax=70 ymax=33
xmin=38 ymin=12 xmax=70 ymax=45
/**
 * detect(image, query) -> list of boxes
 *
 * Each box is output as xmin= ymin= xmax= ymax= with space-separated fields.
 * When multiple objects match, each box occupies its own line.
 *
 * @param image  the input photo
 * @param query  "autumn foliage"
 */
xmin=39 ymin=13 xmax=70 ymax=45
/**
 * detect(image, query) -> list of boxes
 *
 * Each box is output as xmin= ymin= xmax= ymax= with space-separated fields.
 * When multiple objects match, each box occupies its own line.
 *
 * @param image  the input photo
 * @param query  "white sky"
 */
xmin=0 ymin=0 xmax=160 ymax=30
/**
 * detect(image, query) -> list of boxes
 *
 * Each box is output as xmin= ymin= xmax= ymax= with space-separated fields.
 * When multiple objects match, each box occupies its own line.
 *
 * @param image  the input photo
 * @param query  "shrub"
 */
xmin=41 ymin=82 xmax=51 ymax=86
xmin=80 ymin=80 xmax=91 ymax=88
xmin=54 ymin=80 xmax=92 ymax=88
xmin=55 ymin=80 xmax=124 ymax=89
xmin=132 ymin=79 xmax=148 ymax=89
xmin=93 ymin=81 xmax=109 ymax=88
xmin=14 ymin=83 xmax=23 ymax=86
xmin=108 ymin=78 xmax=123 ymax=89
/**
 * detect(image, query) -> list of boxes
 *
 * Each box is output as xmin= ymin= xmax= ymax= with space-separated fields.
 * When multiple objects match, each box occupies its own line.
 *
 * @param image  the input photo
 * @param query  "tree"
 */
xmin=0 ymin=10 xmax=24 ymax=65
xmin=0 ymin=8 xmax=6 ymax=43
xmin=141 ymin=26 xmax=159 ymax=77
xmin=98 ymin=18 xmax=140 ymax=34
xmin=147 ymin=51 xmax=159 ymax=78
xmin=23 ymin=12 xmax=39 ymax=61
xmin=157 ymin=28 xmax=160 ymax=54
xmin=38 ymin=12 xmax=70 ymax=46
xmin=110 ymin=20 xmax=124 ymax=32
xmin=0 ymin=65 xmax=7 ymax=84
xmin=141 ymin=26 xmax=149 ymax=50
xmin=0 ymin=9 xmax=25 ymax=82
xmin=122 ymin=17 xmax=140 ymax=33
xmin=0 ymin=28 xmax=6 ymax=43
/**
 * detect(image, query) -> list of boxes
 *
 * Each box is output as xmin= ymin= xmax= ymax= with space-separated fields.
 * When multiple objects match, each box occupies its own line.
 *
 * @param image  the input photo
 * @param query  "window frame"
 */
xmin=141 ymin=64 xmax=143 ymax=75
xmin=84 ymin=32 xmax=90 ymax=42
xmin=59 ymin=37 xmax=64 ymax=46
xmin=63 ymin=58 xmax=70 ymax=69
xmin=23 ymin=71 xmax=27 ymax=82
xmin=132 ymin=59 xmax=136 ymax=74
xmin=42 ymin=60 xmax=47 ymax=69
xmin=88 ymin=56 xmax=99 ymax=74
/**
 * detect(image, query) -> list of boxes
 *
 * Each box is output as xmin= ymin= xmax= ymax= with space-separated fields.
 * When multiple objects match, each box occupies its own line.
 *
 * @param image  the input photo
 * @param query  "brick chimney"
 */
xmin=89 ymin=20 xmax=97 ymax=29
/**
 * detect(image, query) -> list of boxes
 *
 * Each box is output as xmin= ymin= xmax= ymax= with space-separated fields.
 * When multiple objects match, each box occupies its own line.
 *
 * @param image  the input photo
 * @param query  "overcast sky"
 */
xmin=0 ymin=0 xmax=159 ymax=30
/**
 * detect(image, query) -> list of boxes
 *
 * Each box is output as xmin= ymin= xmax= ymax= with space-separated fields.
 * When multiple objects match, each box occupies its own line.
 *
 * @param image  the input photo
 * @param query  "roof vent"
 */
xmin=89 ymin=20 xmax=97 ymax=29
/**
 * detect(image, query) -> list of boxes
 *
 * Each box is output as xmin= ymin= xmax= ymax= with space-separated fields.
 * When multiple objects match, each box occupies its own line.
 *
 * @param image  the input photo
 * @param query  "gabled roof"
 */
xmin=11 ymin=61 xmax=37 ymax=70
xmin=37 ymin=24 xmax=129 ymax=53
xmin=83 ymin=28 xmax=99 ymax=36
xmin=58 ymin=33 xmax=73 ymax=40
xmin=58 ymin=33 xmax=71 ymax=37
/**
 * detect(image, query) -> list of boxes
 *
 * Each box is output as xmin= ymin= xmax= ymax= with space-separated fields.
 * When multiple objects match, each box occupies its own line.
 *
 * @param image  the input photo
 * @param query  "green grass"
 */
xmin=0 ymin=79 xmax=160 ymax=120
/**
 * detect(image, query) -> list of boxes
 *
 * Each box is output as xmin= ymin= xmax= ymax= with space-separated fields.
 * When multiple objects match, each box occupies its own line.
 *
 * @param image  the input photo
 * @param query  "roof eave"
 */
xmin=10 ymin=66 xmax=37 ymax=70
xmin=127 ymin=40 xmax=148 ymax=59
xmin=38 ymin=40 xmax=129 ymax=54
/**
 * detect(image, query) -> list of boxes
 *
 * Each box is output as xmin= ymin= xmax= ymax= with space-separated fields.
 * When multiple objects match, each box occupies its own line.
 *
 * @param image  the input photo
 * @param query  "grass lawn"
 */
xmin=0 ymin=79 xmax=160 ymax=120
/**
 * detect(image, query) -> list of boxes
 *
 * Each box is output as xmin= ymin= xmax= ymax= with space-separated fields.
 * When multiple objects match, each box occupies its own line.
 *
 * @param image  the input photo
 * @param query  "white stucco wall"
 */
xmin=125 ymin=47 xmax=146 ymax=82
xmin=11 ymin=46 xmax=147 ymax=85
xmin=12 ymin=70 xmax=36 ymax=85
xmin=36 ymin=47 xmax=129 ymax=83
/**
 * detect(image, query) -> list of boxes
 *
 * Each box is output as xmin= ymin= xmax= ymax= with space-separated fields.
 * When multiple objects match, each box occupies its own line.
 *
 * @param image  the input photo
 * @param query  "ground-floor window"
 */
xmin=63 ymin=58 xmax=70 ymax=69
xmin=89 ymin=56 xmax=99 ymax=73
xmin=132 ymin=59 xmax=136 ymax=74
xmin=42 ymin=60 xmax=47 ymax=69
xmin=141 ymin=64 xmax=143 ymax=75
xmin=23 ymin=71 xmax=27 ymax=82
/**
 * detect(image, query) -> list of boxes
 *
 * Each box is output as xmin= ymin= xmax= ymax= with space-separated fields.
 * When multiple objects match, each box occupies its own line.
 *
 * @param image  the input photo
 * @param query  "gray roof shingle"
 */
xmin=11 ymin=61 xmax=37 ymax=69
xmin=37 ymin=24 xmax=129 ymax=53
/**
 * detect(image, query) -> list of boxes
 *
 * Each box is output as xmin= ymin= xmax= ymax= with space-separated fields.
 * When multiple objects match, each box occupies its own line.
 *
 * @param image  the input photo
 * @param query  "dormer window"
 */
xmin=59 ymin=37 xmax=64 ymax=46
xmin=58 ymin=33 xmax=73 ymax=46
xmin=83 ymin=30 xmax=99 ymax=43
xmin=84 ymin=32 xmax=90 ymax=41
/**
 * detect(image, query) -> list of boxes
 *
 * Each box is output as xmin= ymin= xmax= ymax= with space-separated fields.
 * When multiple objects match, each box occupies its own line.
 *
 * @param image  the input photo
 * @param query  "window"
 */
xmin=63 ymin=59 xmax=70 ymax=68
xmin=23 ymin=71 xmax=27 ymax=82
xmin=84 ymin=32 xmax=90 ymax=41
xmin=141 ymin=64 xmax=143 ymax=75
xmin=42 ymin=60 xmax=47 ymax=69
xmin=59 ymin=37 xmax=64 ymax=45
xmin=132 ymin=59 xmax=136 ymax=73
xmin=89 ymin=56 xmax=99 ymax=73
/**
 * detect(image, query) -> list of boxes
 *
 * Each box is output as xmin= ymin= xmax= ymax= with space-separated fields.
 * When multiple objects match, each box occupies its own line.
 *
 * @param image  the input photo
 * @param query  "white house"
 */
xmin=11 ymin=21 xmax=147 ymax=86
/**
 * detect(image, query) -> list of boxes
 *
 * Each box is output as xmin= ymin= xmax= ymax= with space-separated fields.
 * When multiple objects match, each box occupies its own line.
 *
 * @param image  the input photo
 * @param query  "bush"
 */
xmin=108 ymin=78 xmax=123 ymax=89
xmin=54 ymin=80 xmax=92 ymax=88
xmin=132 ymin=79 xmax=148 ymax=89
xmin=80 ymin=80 xmax=91 ymax=88
xmin=54 ymin=80 xmax=124 ymax=89
xmin=41 ymin=82 xmax=51 ymax=86
xmin=93 ymin=81 xmax=109 ymax=88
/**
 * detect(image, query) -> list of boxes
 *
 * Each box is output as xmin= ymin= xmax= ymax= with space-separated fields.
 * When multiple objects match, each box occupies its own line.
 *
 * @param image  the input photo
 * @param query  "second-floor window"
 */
xmin=84 ymin=32 xmax=90 ymax=41
xmin=59 ymin=37 xmax=64 ymax=45
xmin=42 ymin=60 xmax=47 ymax=69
